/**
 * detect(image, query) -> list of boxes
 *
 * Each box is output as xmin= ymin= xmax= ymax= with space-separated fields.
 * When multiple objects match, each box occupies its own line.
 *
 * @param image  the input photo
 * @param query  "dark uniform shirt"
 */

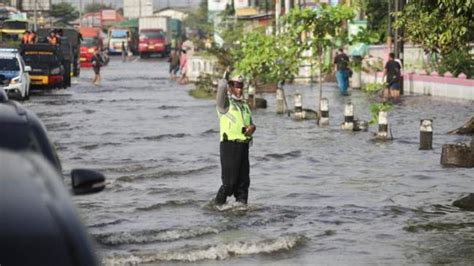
xmin=385 ymin=60 xmax=402 ymax=84
xmin=334 ymin=53 xmax=350 ymax=71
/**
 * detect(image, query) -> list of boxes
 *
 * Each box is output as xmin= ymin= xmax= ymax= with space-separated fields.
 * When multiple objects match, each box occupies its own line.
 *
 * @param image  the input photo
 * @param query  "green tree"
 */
xmin=353 ymin=0 xmax=389 ymax=44
xmin=231 ymin=27 xmax=300 ymax=88
xmin=282 ymin=4 xmax=354 ymax=107
xmin=51 ymin=3 xmax=79 ymax=26
xmin=84 ymin=3 xmax=113 ymax=13
xmin=394 ymin=0 xmax=474 ymax=57
xmin=183 ymin=0 xmax=213 ymax=38
xmin=209 ymin=21 xmax=244 ymax=69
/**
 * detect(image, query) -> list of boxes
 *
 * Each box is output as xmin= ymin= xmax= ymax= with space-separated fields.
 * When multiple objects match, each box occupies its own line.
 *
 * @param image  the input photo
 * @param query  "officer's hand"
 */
xmin=244 ymin=124 xmax=256 ymax=136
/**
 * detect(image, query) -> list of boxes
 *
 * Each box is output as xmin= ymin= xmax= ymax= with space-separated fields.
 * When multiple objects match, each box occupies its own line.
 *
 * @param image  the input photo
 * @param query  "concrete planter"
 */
xmin=440 ymin=143 xmax=474 ymax=168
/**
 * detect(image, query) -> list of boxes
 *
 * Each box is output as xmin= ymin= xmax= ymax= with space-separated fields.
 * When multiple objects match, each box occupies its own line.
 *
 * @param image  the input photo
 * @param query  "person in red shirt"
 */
xmin=178 ymin=49 xmax=188 ymax=85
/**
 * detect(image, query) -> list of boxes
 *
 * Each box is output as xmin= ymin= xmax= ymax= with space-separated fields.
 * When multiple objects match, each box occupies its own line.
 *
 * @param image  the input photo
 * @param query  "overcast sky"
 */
xmin=52 ymin=0 xmax=200 ymax=10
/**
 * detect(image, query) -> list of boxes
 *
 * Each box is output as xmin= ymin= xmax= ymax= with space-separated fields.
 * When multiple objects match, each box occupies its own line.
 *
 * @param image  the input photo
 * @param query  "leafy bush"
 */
xmin=437 ymin=49 xmax=474 ymax=78
xmin=189 ymin=74 xmax=217 ymax=99
xmin=362 ymin=82 xmax=386 ymax=95
xmin=369 ymin=102 xmax=392 ymax=125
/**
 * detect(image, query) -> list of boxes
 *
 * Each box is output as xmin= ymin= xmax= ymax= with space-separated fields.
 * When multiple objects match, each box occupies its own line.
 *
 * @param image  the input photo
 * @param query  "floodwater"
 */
xmin=25 ymin=57 xmax=474 ymax=265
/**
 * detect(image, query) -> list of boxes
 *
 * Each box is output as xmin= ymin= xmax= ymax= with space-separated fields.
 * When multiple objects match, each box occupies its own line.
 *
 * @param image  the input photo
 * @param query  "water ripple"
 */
xmin=95 ymin=225 xmax=232 ymax=246
xmin=102 ymin=234 xmax=305 ymax=264
xmin=116 ymin=165 xmax=215 ymax=182
xmin=137 ymin=133 xmax=190 ymax=141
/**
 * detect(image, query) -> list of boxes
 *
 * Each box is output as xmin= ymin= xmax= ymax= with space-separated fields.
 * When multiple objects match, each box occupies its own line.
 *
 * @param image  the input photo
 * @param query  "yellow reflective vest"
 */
xmin=217 ymin=98 xmax=252 ymax=142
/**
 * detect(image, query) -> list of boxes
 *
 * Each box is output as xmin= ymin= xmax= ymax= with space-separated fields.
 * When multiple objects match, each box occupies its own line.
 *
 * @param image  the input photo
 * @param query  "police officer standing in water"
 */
xmin=215 ymin=73 xmax=256 ymax=205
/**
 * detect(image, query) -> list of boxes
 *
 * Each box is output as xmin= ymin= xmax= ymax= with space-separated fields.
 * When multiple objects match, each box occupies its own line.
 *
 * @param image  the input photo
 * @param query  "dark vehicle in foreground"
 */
xmin=37 ymin=28 xmax=81 ymax=77
xmin=0 ymin=149 xmax=100 ymax=266
xmin=19 ymin=43 xmax=66 ymax=89
xmin=0 ymin=95 xmax=105 ymax=194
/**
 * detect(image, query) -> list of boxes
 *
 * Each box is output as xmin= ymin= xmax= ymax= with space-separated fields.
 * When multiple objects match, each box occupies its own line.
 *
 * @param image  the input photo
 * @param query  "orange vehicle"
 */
xmin=79 ymin=27 xmax=102 ymax=68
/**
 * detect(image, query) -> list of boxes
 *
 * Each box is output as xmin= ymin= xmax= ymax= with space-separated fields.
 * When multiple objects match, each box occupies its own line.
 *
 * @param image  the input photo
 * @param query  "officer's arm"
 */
xmin=216 ymin=79 xmax=229 ymax=113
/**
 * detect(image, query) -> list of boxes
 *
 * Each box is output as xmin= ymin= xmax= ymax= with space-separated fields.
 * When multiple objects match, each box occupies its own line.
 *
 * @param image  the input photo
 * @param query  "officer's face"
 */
xmin=230 ymin=82 xmax=243 ymax=97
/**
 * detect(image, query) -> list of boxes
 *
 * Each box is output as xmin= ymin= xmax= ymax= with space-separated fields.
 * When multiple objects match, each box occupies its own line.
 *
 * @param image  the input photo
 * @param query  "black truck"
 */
xmin=20 ymin=43 xmax=68 ymax=89
xmin=36 ymin=28 xmax=81 ymax=77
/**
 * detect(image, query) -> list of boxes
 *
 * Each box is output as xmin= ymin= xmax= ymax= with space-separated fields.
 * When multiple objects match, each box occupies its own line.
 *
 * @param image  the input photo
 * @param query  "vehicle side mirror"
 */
xmin=24 ymin=66 xmax=32 ymax=72
xmin=71 ymin=169 xmax=106 ymax=195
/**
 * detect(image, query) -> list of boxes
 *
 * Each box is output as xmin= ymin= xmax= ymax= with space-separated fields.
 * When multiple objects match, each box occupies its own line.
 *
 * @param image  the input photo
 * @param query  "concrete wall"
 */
xmin=187 ymin=55 xmax=218 ymax=82
xmin=361 ymin=72 xmax=474 ymax=101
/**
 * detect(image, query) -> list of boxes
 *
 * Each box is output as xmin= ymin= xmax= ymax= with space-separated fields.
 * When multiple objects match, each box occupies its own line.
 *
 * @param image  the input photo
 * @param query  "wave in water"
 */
xmin=137 ymin=133 xmax=189 ymax=141
xmin=80 ymin=142 xmax=122 ymax=150
xmin=103 ymin=234 xmax=305 ymax=264
xmin=88 ymin=219 xmax=130 ymax=228
xmin=256 ymin=150 xmax=302 ymax=161
xmin=136 ymin=199 xmax=200 ymax=211
xmin=102 ymin=164 xmax=156 ymax=174
xmin=116 ymin=165 xmax=215 ymax=182
xmin=95 ymin=225 xmax=231 ymax=246
xmin=157 ymin=105 xmax=179 ymax=110
xmin=200 ymin=129 xmax=219 ymax=135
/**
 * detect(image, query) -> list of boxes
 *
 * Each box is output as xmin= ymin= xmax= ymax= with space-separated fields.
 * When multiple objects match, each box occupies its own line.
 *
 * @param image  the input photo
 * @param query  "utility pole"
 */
xmin=79 ymin=0 xmax=82 ymax=27
xmin=284 ymin=0 xmax=290 ymax=15
xmin=138 ymin=0 xmax=141 ymax=18
xmin=92 ymin=0 xmax=95 ymax=26
xmin=386 ymin=0 xmax=393 ymax=63
xmin=393 ymin=0 xmax=405 ymax=63
xmin=33 ymin=0 xmax=37 ymax=31
xmin=275 ymin=0 xmax=280 ymax=34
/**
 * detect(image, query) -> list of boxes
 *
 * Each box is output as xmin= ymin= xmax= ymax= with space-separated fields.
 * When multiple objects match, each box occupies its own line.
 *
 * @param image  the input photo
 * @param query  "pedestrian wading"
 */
xmin=91 ymin=50 xmax=103 ymax=85
xmin=334 ymin=48 xmax=350 ymax=96
xmin=215 ymin=75 xmax=256 ymax=205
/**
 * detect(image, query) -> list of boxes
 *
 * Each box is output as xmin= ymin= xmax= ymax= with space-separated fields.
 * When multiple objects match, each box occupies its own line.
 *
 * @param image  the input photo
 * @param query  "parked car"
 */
xmin=0 ymin=96 xmax=105 ymax=195
xmin=0 ymin=149 xmax=100 ymax=266
xmin=0 ymin=48 xmax=31 ymax=100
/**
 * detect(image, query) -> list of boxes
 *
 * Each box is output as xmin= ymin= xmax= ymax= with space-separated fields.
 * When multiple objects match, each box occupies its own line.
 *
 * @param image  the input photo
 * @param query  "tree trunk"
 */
xmin=448 ymin=117 xmax=474 ymax=135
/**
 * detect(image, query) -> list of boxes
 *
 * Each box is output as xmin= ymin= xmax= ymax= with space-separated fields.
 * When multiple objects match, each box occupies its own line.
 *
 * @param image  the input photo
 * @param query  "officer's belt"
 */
xmin=222 ymin=139 xmax=250 ymax=144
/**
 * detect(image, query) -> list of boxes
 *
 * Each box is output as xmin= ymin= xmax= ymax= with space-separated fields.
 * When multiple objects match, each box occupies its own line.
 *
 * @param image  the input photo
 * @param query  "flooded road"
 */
xmin=25 ymin=57 xmax=474 ymax=265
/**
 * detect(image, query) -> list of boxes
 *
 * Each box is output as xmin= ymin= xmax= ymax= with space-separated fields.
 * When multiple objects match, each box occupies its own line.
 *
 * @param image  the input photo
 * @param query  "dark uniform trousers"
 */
xmin=215 ymin=141 xmax=250 ymax=204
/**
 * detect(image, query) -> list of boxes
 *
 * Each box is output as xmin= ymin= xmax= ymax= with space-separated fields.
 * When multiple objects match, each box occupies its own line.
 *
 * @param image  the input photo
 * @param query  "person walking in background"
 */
xmin=383 ymin=52 xmax=402 ymax=102
xmin=168 ymin=49 xmax=180 ymax=80
xmin=178 ymin=49 xmax=188 ymax=85
xmin=121 ymin=41 xmax=127 ymax=62
xmin=334 ymin=48 xmax=350 ymax=96
xmin=91 ymin=50 xmax=103 ymax=85
xmin=215 ymin=75 xmax=256 ymax=205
